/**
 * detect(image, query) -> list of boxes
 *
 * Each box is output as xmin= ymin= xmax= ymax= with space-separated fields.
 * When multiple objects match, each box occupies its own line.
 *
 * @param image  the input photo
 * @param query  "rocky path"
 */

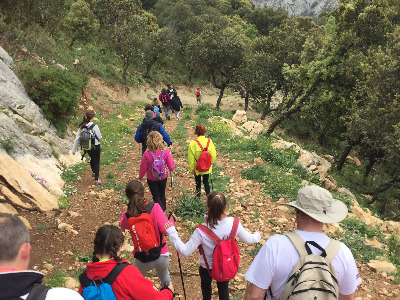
xmin=22 ymin=104 xmax=400 ymax=300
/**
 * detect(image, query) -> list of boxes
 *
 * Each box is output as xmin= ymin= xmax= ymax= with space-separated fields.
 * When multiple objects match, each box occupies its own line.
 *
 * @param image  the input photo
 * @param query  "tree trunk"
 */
xmin=189 ymin=68 xmax=194 ymax=83
xmin=143 ymin=64 xmax=152 ymax=79
xmin=365 ymin=176 xmax=400 ymax=202
xmin=122 ymin=57 xmax=129 ymax=82
xmin=244 ymin=92 xmax=249 ymax=111
xmin=266 ymin=79 xmax=320 ymax=135
xmin=216 ymin=84 xmax=226 ymax=110
xmin=336 ymin=143 xmax=354 ymax=171
xmin=364 ymin=156 xmax=376 ymax=178
xmin=261 ymin=91 xmax=274 ymax=120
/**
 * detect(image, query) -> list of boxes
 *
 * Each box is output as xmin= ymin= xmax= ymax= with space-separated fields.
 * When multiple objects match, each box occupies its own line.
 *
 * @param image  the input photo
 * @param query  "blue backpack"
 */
xmin=79 ymin=263 xmax=128 ymax=300
xmin=153 ymin=105 xmax=160 ymax=115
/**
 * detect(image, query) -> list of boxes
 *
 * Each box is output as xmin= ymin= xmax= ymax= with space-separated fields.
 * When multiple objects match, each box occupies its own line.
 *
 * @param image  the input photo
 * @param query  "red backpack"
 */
xmin=195 ymin=139 xmax=212 ymax=172
xmin=197 ymin=218 xmax=240 ymax=282
xmin=127 ymin=202 xmax=165 ymax=263
xmin=196 ymin=89 xmax=200 ymax=96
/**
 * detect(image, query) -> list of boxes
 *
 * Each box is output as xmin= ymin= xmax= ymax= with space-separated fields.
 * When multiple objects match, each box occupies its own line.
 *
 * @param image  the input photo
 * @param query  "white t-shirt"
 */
xmin=245 ymin=230 xmax=361 ymax=299
xmin=21 ymin=287 xmax=83 ymax=300
xmin=166 ymin=216 xmax=261 ymax=269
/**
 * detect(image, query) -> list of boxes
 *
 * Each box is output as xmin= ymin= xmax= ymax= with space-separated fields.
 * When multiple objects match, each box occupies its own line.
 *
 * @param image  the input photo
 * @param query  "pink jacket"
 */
xmin=119 ymin=202 xmax=174 ymax=255
xmin=139 ymin=149 xmax=175 ymax=181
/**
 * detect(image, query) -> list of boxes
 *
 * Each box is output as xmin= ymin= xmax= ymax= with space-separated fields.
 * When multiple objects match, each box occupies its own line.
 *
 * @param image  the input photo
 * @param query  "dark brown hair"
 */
xmin=206 ymin=192 xmax=227 ymax=229
xmin=194 ymin=124 xmax=206 ymax=136
xmin=125 ymin=180 xmax=147 ymax=218
xmin=144 ymin=104 xmax=154 ymax=112
xmin=92 ymin=225 xmax=124 ymax=263
xmin=79 ymin=109 xmax=95 ymax=129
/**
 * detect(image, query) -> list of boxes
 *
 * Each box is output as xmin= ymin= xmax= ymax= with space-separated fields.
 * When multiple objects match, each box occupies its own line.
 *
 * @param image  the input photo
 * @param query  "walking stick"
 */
xmin=168 ymin=211 xmax=187 ymax=300
xmin=210 ymin=171 xmax=214 ymax=191
xmin=170 ymin=171 xmax=174 ymax=203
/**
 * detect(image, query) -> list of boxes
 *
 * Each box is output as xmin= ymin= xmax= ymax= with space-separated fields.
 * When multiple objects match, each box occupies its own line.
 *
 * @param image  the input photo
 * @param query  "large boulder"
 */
xmin=241 ymin=121 xmax=264 ymax=136
xmin=232 ymin=110 xmax=247 ymax=124
xmin=0 ymin=150 xmax=58 ymax=212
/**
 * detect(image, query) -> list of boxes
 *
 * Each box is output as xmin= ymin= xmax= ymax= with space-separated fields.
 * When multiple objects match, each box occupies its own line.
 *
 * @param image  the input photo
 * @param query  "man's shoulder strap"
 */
xmin=26 ymin=284 xmax=51 ymax=300
xmin=285 ymin=232 xmax=341 ymax=262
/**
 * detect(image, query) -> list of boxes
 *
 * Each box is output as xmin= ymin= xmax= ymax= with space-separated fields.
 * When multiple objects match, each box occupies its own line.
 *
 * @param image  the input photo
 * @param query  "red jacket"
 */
xmin=78 ymin=260 xmax=173 ymax=300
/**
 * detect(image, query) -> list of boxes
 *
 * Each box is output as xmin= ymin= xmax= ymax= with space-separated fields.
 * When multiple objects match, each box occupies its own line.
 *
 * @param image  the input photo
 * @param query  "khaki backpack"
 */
xmin=276 ymin=232 xmax=341 ymax=300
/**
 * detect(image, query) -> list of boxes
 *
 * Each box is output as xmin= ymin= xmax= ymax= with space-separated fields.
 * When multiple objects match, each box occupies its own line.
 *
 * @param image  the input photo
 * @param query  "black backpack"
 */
xmin=140 ymin=121 xmax=160 ymax=148
xmin=81 ymin=123 xmax=97 ymax=151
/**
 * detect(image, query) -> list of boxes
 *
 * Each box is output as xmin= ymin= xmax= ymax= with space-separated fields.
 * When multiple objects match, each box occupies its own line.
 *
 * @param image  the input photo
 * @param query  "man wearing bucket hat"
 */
xmin=135 ymin=110 xmax=172 ymax=155
xmin=244 ymin=185 xmax=361 ymax=300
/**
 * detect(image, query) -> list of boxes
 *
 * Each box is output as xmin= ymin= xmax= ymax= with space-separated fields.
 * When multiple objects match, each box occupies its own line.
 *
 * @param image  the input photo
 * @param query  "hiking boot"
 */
xmin=94 ymin=180 xmax=102 ymax=186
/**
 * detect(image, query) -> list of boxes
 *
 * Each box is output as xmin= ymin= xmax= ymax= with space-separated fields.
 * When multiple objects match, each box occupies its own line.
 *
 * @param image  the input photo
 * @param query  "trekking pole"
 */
xmin=210 ymin=172 xmax=214 ymax=191
xmin=170 ymin=171 xmax=174 ymax=203
xmin=168 ymin=211 xmax=187 ymax=300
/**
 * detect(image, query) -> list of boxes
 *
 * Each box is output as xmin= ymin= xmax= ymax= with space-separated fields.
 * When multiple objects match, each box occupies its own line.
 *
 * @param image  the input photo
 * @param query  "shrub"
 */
xmin=19 ymin=65 xmax=85 ymax=135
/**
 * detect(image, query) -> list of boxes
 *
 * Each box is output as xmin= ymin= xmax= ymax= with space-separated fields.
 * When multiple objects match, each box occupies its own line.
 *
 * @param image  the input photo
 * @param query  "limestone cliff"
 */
xmin=251 ymin=0 xmax=339 ymax=17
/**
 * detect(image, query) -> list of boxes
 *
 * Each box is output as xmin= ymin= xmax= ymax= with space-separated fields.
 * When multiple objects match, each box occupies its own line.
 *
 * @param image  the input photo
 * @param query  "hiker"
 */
xmin=134 ymin=110 xmax=172 ymax=155
xmin=0 ymin=213 xmax=83 ymax=299
xmin=72 ymin=109 xmax=102 ymax=185
xmin=78 ymin=225 xmax=173 ymax=300
xmin=195 ymin=87 xmax=202 ymax=105
xmin=152 ymin=97 xmax=163 ymax=117
xmin=170 ymin=90 xmax=183 ymax=120
xmin=119 ymin=180 xmax=174 ymax=289
xmin=244 ymin=185 xmax=361 ymax=300
xmin=139 ymin=131 xmax=175 ymax=211
xmin=188 ymin=124 xmax=216 ymax=199
xmin=164 ymin=192 xmax=261 ymax=300
xmin=145 ymin=104 xmax=163 ymax=125
xmin=159 ymin=88 xmax=171 ymax=120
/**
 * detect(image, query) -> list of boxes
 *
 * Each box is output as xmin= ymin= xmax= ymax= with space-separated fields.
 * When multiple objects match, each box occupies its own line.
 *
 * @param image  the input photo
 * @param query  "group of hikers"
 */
xmin=0 ymin=90 xmax=362 ymax=300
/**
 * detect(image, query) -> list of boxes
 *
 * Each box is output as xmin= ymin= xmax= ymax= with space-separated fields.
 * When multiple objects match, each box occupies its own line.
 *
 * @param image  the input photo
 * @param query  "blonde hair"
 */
xmin=147 ymin=131 xmax=164 ymax=152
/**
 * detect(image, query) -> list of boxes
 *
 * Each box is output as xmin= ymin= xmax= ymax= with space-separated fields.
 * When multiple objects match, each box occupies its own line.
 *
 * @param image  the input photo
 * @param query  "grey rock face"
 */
xmin=251 ymin=0 xmax=339 ymax=17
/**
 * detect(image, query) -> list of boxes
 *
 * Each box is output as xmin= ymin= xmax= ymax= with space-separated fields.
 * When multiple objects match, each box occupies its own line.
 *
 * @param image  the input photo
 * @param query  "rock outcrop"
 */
xmin=0 ymin=46 xmax=80 ymax=215
xmin=251 ymin=0 xmax=339 ymax=18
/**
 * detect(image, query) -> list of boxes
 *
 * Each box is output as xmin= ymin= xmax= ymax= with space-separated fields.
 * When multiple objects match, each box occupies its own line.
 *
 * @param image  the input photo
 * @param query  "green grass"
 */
xmin=44 ymin=270 xmax=67 ymax=287
xmin=175 ymin=192 xmax=206 ymax=223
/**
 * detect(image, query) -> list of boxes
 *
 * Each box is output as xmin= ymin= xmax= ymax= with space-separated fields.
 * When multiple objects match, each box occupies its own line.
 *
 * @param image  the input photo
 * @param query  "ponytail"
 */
xmin=206 ymin=192 xmax=227 ymax=229
xmin=125 ymin=180 xmax=146 ymax=218
xmin=79 ymin=109 xmax=95 ymax=129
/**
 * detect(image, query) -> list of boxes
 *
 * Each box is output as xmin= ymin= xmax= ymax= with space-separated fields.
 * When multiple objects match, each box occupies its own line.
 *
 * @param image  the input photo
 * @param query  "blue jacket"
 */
xmin=134 ymin=119 xmax=172 ymax=154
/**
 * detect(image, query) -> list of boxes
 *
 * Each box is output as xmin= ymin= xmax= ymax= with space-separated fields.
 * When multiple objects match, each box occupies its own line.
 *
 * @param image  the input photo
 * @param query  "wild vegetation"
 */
xmin=0 ymin=0 xmax=399 ymax=263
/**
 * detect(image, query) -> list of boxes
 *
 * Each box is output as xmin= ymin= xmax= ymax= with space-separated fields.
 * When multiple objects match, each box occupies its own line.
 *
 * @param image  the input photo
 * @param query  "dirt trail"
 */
xmin=21 ymin=80 xmax=400 ymax=299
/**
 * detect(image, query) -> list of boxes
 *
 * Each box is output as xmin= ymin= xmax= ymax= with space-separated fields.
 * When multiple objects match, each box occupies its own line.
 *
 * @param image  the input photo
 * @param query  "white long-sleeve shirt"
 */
xmin=71 ymin=122 xmax=102 ymax=154
xmin=166 ymin=216 xmax=261 ymax=269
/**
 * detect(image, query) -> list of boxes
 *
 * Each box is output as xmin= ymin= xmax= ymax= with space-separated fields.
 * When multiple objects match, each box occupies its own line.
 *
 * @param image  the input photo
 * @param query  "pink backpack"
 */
xmin=197 ymin=218 xmax=240 ymax=282
xmin=149 ymin=150 xmax=167 ymax=180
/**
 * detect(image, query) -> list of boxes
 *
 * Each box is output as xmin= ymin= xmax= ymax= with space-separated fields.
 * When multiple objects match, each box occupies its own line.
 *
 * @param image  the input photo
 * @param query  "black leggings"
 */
xmin=87 ymin=145 xmax=101 ymax=179
xmin=195 ymin=174 xmax=210 ymax=198
xmin=147 ymin=178 xmax=167 ymax=211
xmin=199 ymin=266 xmax=229 ymax=300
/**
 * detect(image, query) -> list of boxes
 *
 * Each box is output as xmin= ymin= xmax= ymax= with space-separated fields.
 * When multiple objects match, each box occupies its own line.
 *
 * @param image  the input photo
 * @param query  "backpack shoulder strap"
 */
xmin=205 ymin=138 xmax=210 ymax=150
xmin=285 ymin=232 xmax=309 ymax=257
xmin=196 ymin=224 xmax=222 ymax=244
xmin=79 ymin=269 xmax=93 ymax=288
xmin=195 ymin=139 xmax=204 ymax=151
xmin=149 ymin=151 xmax=156 ymax=160
xmin=89 ymin=123 xmax=96 ymax=130
xmin=103 ymin=262 xmax=129 ymax=285
xmin=160 ymin=150 xmax=165 ymax=159
xmin=324 ymin=238 xmax=341 ymax=263
xmin=26 ymin=284 xmax=51 ymax=300
xmin=147 ymin=202 xmax=155 ymax=214
xmin=228 ymin=218 xmax=240 ymax=240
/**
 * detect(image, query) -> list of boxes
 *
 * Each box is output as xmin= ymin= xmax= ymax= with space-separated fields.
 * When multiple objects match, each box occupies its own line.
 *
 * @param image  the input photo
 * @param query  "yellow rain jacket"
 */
xmin=188 ymin=136 xmax=216 ymax=175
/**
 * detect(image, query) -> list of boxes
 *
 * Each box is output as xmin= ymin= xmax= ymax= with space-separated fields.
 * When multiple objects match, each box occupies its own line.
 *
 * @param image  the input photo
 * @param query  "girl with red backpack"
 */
xmin=164 ymin=192 xmax=261 ymax=300
xmin=159 ymin=88 xmax=171 ymax=120
xmin=119 ymin=180 xmax=174 ymax=293
xmin=139 ymin=131 xmax=175 ymax=211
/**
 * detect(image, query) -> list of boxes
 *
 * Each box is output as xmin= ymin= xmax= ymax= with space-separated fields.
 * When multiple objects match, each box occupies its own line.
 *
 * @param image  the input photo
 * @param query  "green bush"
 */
xmin=175 ymin=192 xmax=206 ymax=221
xmin=20 ymin=65 xmax=85 ymax=135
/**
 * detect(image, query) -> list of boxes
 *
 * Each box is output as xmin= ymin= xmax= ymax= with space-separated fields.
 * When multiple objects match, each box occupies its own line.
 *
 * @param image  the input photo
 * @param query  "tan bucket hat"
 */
xmin=282 ymin=185 xmax=348 ymax=224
